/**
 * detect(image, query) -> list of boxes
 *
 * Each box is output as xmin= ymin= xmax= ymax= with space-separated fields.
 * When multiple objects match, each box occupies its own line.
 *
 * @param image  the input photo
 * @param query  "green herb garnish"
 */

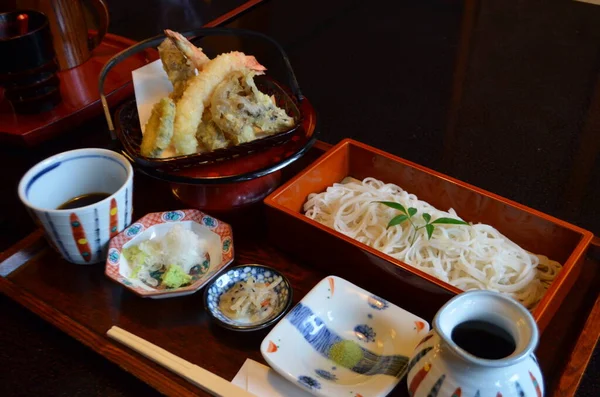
xmin=376 ymin=201 xmax=469 ymax=245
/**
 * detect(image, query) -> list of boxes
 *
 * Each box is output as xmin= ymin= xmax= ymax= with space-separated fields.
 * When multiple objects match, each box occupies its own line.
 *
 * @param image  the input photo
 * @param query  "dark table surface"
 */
xmin=1 ymin=0 xmax=600 ymax=395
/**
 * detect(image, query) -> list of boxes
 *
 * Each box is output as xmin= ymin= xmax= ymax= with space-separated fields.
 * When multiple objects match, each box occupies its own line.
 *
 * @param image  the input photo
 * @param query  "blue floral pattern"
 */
xmin=108 ymin=248 xmax=120 ymax=264
xmin=222 ymin=237 xmax=232 ymax=253
xmin=315 ymin=369 xmax=338 ymax=382
xmin=205 ymin=266 xmax=291 ymax=328
xmin=368 ymin=294 xmax=389 ymax=310
xmin=354 ymin=324 xmax=376 ymax=343
xmin=125 ymin=223 xmax=144 ymax=237
xmin=287 ymin=303 xmax=409 ymax=377
xmin=298 ymin=376 xmax=321 ymax=390
xmin=161 ymin=210 xmax=185 ymax=222
xmin=202 ymin=216 xmax=217 ymax=228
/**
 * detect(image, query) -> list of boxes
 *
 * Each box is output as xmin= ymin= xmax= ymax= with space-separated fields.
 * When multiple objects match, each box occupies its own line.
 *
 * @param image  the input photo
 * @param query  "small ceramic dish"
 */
xmin=204 ymin=264 xmax=293 ymax=331
xmin=260 ymin=276 xmax=429 ymax=397
xmin=105 ymin=209 xmax=234 ymax=298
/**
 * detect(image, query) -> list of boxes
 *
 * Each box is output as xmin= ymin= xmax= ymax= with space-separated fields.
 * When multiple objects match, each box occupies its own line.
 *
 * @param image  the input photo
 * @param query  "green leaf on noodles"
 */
xmin=380 ymin=204 xmax=468 ymax=243
xmin=431 ymin=217 xmax=469 ymax=225
xmin=377 ymin=201 xmax=407 ymax=214
xmin=425 ymin=224 xmax=434 ymax=239
xmin=387 ymin=214 xmax=408 ymax=228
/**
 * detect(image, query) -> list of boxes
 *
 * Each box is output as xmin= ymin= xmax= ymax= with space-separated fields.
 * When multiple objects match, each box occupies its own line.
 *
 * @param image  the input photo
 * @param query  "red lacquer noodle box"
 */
xmin=264 ymin=139 xmax=594 ymax=332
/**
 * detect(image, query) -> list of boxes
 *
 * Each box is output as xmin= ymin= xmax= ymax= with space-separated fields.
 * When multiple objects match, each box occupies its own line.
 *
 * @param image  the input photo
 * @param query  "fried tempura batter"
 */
xmin=209 ymin=71 xmax=295 ymax=145
xmin=196 ymin=111 xmax=231 ymax=151
xmin=165 ymin=29 xmax=210 ymax=71
xmin=141 ymin=97 xmax=176 ymax=158
xmin=172 ymin=51 xmax=266 ymax=155
xmin=157 ymin=39 xmax=195 ymax=100
xmin=143 ymin=30 xmax=296 ymax=159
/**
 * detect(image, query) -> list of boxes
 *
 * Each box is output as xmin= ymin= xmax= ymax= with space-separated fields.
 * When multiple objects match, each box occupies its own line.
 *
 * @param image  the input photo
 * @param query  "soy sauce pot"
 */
xmin=406 ymin=291 xmax=544 ymax=397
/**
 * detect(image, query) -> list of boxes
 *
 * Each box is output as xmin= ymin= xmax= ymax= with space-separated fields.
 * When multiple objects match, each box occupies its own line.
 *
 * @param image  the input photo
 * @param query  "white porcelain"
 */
xmin=18 ymin=148 xmax=133 ymax=264
xmin=406 ymin=291 xmax=544 ymax=397
xmin=261 ymin=276 xmax=430 ymax=397
xmin=105 ymin=210 xmax=234 ymax=299
xmin=204 ymin=264 xmax=292 ymax=331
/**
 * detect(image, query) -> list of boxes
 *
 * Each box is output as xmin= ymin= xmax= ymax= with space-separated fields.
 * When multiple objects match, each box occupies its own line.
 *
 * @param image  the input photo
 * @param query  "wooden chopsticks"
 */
xmin=107 ymin=326 xmax=255 ymax=397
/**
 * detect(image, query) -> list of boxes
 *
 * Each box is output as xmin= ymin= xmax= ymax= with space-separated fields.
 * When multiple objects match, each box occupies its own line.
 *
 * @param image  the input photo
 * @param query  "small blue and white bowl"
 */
xmin=204 ymin=264 xmax=293 ymax=331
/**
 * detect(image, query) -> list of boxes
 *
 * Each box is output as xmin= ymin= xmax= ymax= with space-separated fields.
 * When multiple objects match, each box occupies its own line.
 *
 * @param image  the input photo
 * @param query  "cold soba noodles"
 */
xmin=303 ymin=177 xmax=562 ymax=309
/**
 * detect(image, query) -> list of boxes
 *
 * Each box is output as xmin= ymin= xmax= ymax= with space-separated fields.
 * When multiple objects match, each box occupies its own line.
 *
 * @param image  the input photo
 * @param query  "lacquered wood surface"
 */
xmin=265 ymin=139 xmax=594 ymax=332
xmin=553 ymin=289 xmax=600 ymax=397
xmin=0 ymin=142 xmax=598 ymax=397
xmin=1 ymin=0 xmax=599 ymax=394
xmin=0 ymin=33 xmax=156 ymax=146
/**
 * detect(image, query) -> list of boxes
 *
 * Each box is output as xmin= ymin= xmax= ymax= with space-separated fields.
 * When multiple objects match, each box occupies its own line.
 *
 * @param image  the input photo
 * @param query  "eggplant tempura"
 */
xmin=157 ymin=38 xmax=194 ymax=100
xmin=140 ymin=30 xmax=295 ymax=158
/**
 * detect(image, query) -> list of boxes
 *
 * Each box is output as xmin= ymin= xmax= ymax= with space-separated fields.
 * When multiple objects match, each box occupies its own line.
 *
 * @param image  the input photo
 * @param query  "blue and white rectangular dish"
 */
xmin=260 ymin=276 xmax=430 ymax=397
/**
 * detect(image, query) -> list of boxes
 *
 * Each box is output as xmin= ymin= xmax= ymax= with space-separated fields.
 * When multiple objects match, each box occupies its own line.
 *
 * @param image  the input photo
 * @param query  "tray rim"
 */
xmin=0 ymin=141 xmax=598 ymax=397
xmin=264 ymin=138 xmax=595 ymax=332
xmin=0 ymin=258 xmax=199 ymax=397
xmin=0 ymin=190 xmax=598 ymax=397
xmin=0 ymin=32 xmax=154 ymax=147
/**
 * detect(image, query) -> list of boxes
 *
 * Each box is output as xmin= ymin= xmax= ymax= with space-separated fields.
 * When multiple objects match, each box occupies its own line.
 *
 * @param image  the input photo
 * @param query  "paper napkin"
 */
xmin=231 ymin=359 xmax=313 ymax=397
xmin=131 ymin=59 xmax=172 ymax=133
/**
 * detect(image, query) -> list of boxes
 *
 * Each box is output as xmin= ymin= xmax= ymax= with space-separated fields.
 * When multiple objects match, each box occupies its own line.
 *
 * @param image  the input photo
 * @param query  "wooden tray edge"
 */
xmin=0 ymin=3 xmax=270 ymax=396
xmin=2 ymin=215 xmax=598 ymax=397
xmin=552 ymin=292 xmax=600 ymax=397
xmin=204 ymin=0 xmax=265 ymax=28
xmin=1 ymin=139 xmax=598 ymax=397
xmin=0 ymin=274 xmax=201 ymax=397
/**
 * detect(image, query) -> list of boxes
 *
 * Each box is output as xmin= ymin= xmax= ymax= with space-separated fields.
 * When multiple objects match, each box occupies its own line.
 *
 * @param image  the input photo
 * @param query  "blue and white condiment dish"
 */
xmin=260 ymin=276 xmax=430 ymax=397
xmin=204 ymin=264 xmax=293 ymax=331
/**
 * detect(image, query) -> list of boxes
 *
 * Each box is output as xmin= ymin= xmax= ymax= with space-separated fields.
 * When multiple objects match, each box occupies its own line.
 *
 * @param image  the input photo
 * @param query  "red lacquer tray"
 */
xmin=0 ymin=142 xmax=598 ymax=397
xmin=0 ymin=33 xmax=158 ymax=146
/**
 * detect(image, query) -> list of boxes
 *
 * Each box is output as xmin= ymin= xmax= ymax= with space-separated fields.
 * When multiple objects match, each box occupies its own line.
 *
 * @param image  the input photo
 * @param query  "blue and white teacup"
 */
xmin=18 ymin=148 xmax=134 ymax=264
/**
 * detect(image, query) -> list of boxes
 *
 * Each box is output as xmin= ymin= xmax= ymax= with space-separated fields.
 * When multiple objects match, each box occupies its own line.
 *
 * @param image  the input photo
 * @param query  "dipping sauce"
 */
xmin=451 ymin=320 xmax=516 ymax=360
xmin=57 ymin=193 xmax=109 ymax=210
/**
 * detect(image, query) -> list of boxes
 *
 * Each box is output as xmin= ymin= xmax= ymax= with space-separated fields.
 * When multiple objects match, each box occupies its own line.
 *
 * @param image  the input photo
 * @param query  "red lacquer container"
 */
xmin=264 ymin=139 xmax=593 ymax=331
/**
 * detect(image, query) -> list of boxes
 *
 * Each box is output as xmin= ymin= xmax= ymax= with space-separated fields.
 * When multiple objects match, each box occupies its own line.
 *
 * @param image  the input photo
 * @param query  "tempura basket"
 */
xmin=99 ymin=27 xmax=305 ymax=172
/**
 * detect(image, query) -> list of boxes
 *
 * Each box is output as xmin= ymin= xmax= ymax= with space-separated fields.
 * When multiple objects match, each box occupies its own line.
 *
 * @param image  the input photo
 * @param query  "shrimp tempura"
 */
xmin=172 ymin=51 xmax=266 ymax=155
xmin=164 ymin=29 xmax=210 ymax=71
xmin=157 ymin=39 xmax=195 ymax=100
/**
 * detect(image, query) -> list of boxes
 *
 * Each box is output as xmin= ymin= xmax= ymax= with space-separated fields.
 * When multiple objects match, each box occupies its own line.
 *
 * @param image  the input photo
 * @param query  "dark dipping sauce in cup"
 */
xmin=451 ymin=320 xmax=516 ymax=360
xmin=57 ymin=193 xmax=110 ymax=210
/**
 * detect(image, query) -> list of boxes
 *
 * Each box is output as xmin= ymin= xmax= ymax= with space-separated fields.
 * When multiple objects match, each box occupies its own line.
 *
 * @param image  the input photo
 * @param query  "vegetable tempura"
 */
xmin=140 ymin=29 xmax=296 ymax=158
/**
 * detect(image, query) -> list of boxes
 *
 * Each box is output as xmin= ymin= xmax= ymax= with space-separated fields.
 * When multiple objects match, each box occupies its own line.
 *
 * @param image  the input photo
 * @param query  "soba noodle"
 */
xmin=303 ymin=177 xmax=562 ymax=309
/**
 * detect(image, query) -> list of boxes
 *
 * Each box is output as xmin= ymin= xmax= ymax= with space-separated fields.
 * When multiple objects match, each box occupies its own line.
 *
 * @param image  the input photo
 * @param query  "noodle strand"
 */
xmin=304 ymin=177 xmax=562 ymax=309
